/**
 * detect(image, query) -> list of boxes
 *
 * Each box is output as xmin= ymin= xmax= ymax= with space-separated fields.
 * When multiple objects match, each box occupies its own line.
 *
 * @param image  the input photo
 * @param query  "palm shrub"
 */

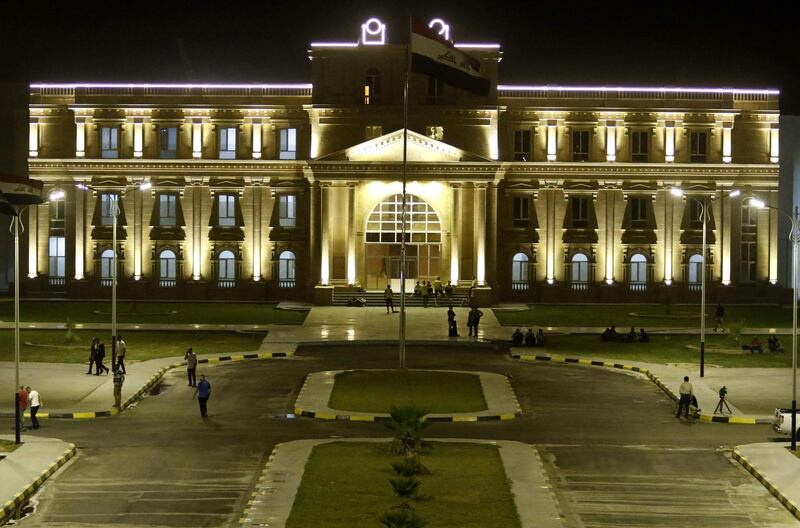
xmin=389 ymin=475 xmax=421 ymax=498
xmin=386 ymin=405 xmax=429 ymax=457
xmin=64 ymin=317 xmax=80 ymax=344
xmin=380 ymin=509 xmax=427 ymax=528
xmin=392 ymin=459 xmax=422 ymax=477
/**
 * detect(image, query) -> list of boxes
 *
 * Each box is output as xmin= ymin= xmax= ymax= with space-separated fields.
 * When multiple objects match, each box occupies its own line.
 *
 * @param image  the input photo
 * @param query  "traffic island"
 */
xmin=733 ymin=442 xmax=800 ymax=520
xmin=294 ymin=369 xmax=521 ymax=421
xmin=240 ymin=439 xmax=563 ymax=528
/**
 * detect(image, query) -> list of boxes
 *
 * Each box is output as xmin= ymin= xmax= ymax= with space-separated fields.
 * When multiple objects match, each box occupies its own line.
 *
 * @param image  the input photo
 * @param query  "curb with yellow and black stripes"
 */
xmin=510 ymin=352 xmax=769 ymax=425
xmin=733 ymin=447 xmax=800 ymax=520
xmin=239 ymin=444 xmax=280 ymax=526
xmin=1 ymin=350 xmax=294 ymax=421
xmin=0 ymin=443 xmax=76 ymax=525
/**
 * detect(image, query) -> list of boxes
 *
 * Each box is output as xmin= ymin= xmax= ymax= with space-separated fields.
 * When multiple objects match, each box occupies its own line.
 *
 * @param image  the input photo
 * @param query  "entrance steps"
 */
xmin=332 ymin=290 xmax=470 ymax=307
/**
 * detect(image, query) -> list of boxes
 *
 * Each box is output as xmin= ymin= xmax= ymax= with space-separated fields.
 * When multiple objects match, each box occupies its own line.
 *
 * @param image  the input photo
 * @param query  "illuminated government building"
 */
xmin=23 ymin=18 xmax=782 ymax=304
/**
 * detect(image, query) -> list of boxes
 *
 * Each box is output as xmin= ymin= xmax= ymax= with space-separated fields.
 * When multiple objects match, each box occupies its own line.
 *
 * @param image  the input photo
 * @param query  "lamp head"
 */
xmin=746 ymin=197 xmax=766 ymax=209
xmin=139 ymin=182 xmax=152 ymax=191
xmin=48 ymin=190 xmax=65 ymax=201
xmin=670 ymin=187 xmax=684 ymax=197
xmin=728 ymin=189 xmax=741 ymax=198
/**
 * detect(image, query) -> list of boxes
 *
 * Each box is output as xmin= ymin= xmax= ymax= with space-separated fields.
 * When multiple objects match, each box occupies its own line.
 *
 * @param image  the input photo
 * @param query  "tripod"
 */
xmin=714 ymin=395 xmax=732 ymax=414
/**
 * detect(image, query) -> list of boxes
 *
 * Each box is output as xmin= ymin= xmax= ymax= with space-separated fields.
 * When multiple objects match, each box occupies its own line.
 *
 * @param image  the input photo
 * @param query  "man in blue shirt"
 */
xmin=194 ymin=374 xmax=211 ymax=418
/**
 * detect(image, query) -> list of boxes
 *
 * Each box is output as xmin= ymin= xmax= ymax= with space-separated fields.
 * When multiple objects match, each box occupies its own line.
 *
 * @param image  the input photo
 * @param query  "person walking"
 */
xmin=676 ymin=376 xmax=693 ymax=419
xmin=714 ymin=303 xmax=726 ymax=332
xmin=422 ymin=282 xmax=430 ymax=308
xmin=434 ymin=277 xmax=444 ymax=298
xmin=194 ymin=374 xmax=211 ymax=418
xmin=87 ymin=338 xmax=98 ymax=375
xmin=185 ymin=348 xmax=198 ymax=387
xmin=468 ymin=306 xmax=484 ymax=338
xmin=95 ymin=339 xmax=110 ymax=375
xmin=26 ymin=386 xmax=41 ymax=429
xmin=17 ymin=385 xmax=28 ymax=432
xmin=384 ymin=284 xmax=397 ymax=313
xmin=116 ymin=335 xmax=127 ymax=374
xmin=113 ymin=367 xmax=125 ymax=408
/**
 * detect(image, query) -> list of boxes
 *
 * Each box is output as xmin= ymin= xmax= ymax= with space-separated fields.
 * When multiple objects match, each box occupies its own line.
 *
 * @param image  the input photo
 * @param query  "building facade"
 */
xmin=24 ymin=19 xmax=782 ymax=304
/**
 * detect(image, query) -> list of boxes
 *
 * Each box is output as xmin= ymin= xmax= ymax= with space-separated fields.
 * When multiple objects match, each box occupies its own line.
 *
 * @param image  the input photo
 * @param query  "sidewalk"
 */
xmin=0 ymin=322 xmax=272 ymax=331
xmin=0 ymin=434 xmax=75 ymax=524
xmin=733 ymin=443 xmax=800 ymax=520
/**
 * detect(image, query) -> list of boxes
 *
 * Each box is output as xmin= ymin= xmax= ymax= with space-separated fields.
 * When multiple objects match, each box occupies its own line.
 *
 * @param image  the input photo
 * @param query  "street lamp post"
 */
xmin=747 ymin=197 xmax=797 ymax=450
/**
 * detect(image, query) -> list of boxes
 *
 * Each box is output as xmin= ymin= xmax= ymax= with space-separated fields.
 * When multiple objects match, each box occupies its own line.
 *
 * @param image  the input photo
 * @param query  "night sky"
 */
xmin=4 ymin=1 xmax=798 ymax=113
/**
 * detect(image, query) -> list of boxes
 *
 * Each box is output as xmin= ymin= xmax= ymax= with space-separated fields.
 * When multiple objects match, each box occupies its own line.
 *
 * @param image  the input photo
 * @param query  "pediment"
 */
xmin=317 ymin=129 xmax=490 ymax=162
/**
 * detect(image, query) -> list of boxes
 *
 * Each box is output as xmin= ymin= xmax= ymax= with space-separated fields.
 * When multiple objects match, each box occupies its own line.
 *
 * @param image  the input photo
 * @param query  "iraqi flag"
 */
xmin=410 ymin=18 xmax=490 ymax=96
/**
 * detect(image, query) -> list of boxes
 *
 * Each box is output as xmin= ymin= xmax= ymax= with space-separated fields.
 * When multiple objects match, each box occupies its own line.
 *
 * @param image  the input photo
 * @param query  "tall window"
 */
xmin=571 ymin=197 xmax=588 ymax=228
xmin=511 ymin=252 xmax=529 ymax=290
xmin=48 ymin=236 xmax=65 ymax=278
xmin=365 ymin=125 xmax=383 ymax=140
xmin=279 ymin=128 xmax=297 ymax=160
xmin=278 ymin=195 xmax=297 ymax=227
xmin=572 ymin=130 xmax=589 ymax=161
xmin=630 ymin=253 xmax=647 ymax=289
xmin=631 ymin=198 xmax=647 ymax=224
xmin=427 ymin=76 xmax=444 ymax=99
xmin=218 ymin=194 xmax=236 ymax=226
xmin=218 ymin=250 xmax=236 ymax=286
xmin=690 ymin=131 xmax=707 ymax=163
xmin=514 ymin=130 xmax=531 ymax=161
xmin=100 ymin=194 xmax=117 ymax=226
xmin=218 ymin=127 xmax=237 ymax=159
xmin=688 ymin=253 xmax=703 ymax=286
xmin=159 ymin=127 xmax=178 ymax=158
xmin=512 ymin=196 xmax=529 ymax=228
xmin=159 ymin=194 xmax=177 ymax=226
xmin=49 ymin=198 xmax=66 ymax=230
xmin=100 ymin=249 xmax=115 ymax=285
xmin=159 ymin=249 xmax=177 ymax=286
xmin=364 ymin=67 xmax=380 ymax=104
xmin=741 ymin=206 xmax=757 ymax=281
xmin=571 ymin=253 xmax=589 ymax=289
xmin=278 ymin=250 xmax=296 ymax=287
xmin=101 ymin=126 xmax=119 ymax=158
xmin=631 ymin=131 xmax=649 ymax=162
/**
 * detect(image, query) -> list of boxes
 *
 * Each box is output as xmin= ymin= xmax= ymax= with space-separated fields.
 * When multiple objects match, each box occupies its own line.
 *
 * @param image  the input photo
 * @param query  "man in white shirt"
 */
xmin=26 ymin=386 xmax=41 ymax=429
xmin=676 ymin=376 xmax=693 ymax=419
xmin=116 ymin=335 xmax=127 ymax=374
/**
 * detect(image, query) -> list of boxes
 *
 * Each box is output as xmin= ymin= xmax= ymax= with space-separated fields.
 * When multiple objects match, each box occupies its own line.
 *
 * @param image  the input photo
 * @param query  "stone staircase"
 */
xmin=332 ymin=290 xmax=470 ymax=307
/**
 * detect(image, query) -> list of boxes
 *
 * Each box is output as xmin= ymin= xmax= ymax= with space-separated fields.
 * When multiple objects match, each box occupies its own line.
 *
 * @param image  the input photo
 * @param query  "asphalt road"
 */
xmin=9 ymin=344 xmax=799 ymax=528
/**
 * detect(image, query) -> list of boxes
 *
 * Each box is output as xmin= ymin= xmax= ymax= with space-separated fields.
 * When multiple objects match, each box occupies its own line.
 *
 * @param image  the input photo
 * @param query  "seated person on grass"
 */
xmin=601 ymin=327 xmax=614 ymax=342
xmin=537 ymin=328 xmax=545 ymax=346
xmin=524 ymin=328 xmax=537 ymax=346
xmin=625 ymin=327 xmax=637 ymax=343
xmin=749 ymin=336 xmax=764 ymax=354
xmin=768 ymin=336 xmax=784 ymax=353
xmin=639 ymin=328 xmax=649 ymax=342
xmin=511 ymin=328 xmax=524 ymax=346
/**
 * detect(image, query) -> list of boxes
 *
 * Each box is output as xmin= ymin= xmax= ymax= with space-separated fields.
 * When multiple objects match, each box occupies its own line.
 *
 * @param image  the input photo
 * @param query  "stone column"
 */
xmin=320 ymin=183 xmax=330 ymax=285
xmin=133 ymin=187 xmax=143 ymax=280
xmin=27 ymin=205 xmax=38 ymax=278
xmin=545 ymin=189 xmax=556 ymax=283
xmin=308 ymin=177 xmax=319 ymax=287
xmin=663 ymin=189 xmax=674 ymax=284
xmin=720 ymin=190 xmax=733 ymax=285
xmin=450 ymin=183 xmax=462 ymax=284
xmin=74 ymin=185 xmax=85 ymax=280
xmin=192 ymin=184 xmax=202 ymax=280
xmin=346 ymin=183 xmax=357 ymax=285
xmin=603 ymin=188 xmax=616 ymax=283
xmin=487 ymin=181 xmax=499 ymax=286
xmin=252 ymin=185 xmax=262 ymax=281
xmin=474 ymin=183 xmax=487 ymax=285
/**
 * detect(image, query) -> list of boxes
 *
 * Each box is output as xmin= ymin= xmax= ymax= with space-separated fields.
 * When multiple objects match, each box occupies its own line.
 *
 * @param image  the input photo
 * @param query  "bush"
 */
xmin=64 ymin=318 xmax=80 ymax=344
xmin=387 ymin=405 xmax=429 ymax=457
xmin=380 ymin=509 xmax=427 ymax=528
xmin=392 ymin=459 xmax=420 ymax=477
xmin=389 ymin=476 xmax=421 ymax=498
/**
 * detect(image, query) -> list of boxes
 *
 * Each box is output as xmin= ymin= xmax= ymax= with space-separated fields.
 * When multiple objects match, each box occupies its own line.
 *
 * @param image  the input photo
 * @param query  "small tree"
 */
xmin=64 ymin=317 xmax=80 ymax=344
xmin=380 ymin=509 xmax=427 ymax=528
xmin=386 ymin=405 xmax=429 ymax=457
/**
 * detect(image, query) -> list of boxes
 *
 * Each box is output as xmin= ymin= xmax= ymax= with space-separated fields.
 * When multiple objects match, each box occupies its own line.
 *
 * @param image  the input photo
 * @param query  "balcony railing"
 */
xmin=629 ymin=282 xmax=647 ymax=292
xmin=48 ymin=276 xmax=66 ymax=287
xmin=688 ymin=283 xmax=702 ymax=292
xmin=511 ymin=281 xmax=529 ymax=291
xmin=159 ymin=279 xmax=177 ymax=288
xmin=278 ymin=279 xmax=296 ymax=289
xmin=218 ymin=279 xmax=236 ymax=289
xmin=571 ymin=282 xmax=588 ymax=291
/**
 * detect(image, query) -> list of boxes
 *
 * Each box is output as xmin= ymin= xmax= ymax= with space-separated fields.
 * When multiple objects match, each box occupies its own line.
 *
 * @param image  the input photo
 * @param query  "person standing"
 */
xmin=676 ymin=376 xmax=693 ymax=419
xmin=194 ymin=374 xmax=211 ymax=418
xmin=116 ymin=335 xmax=127 ymax=374
xmin=468 ymin=306 xmax=484 ymax=337
xmin=384 ymin=285 xmax=397 ymax=314
xmin=95 ymin=339 xmax=110 ymax=375
xmin=434 ymin=277 xmax=444 ymax=298
xmin=185 ymin=348 xmax=198 ymax=387
xmin=17 ymin=385 xmax=28 ymax=432
xmin=421 ymin=282 xmax=430 ymax=308
xmin=87 ymin=338 xmax=98 ymax=375
xmin=113 ymin=367 xmax=125 ymax=408
xmin=714 ymin=303 xmax=726 ymax=332
xmin=26 ymin=386 xmax=41 ymax=429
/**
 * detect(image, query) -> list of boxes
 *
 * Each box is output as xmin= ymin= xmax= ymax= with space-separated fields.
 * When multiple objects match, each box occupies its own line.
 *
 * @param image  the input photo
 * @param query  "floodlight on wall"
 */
xmin=139 ymin=181 xmax=152 ymax=191
xmin=746 ymin=197 xmax=766 ymax=209
xmin=670 ymin=187 xmax=684 ymax=197
xmin=48 ymin=190 xmax=65 ymax=201
xmin=729 ymin=189 xmax=741 ymax=198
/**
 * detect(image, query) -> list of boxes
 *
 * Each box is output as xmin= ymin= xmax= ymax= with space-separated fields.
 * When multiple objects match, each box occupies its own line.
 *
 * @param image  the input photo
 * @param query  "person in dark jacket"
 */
xmin=95 ymin=339 xmax=110 ymax=375
xmin=524 ymin=328 xmax=537 ymax=346
xmin=87 ymin=338 xmax=98 ymax=374
xmin=511 ymin=329 xmax=524 ymax=346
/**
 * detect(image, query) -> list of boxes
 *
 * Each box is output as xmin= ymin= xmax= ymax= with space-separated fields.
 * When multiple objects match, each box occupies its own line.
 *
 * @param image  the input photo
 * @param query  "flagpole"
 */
xmin=400 ymin=22 xmax=411 ymax=370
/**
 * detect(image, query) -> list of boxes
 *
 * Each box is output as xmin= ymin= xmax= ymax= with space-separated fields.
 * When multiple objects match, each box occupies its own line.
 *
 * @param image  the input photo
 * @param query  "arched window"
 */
xmin=278 ymin=250 xmax=296 ymax=288
xmin=364 ymin=68 xmax=380 ymax=104
xmin=688 ymin=253 xmax=704 ymax=288
xmin=630 ymin=253 xmax=647 ymax=291
xmin=218 ymin=250 xmax=236 ymax=288
xmin=511 ymin=253 xmax=529 ymax=291
xmin=100 ymin=249 xmax=115 ymax=286
xmin=571 ymin=253 xmax=589 ymax=290
xmin=159 ymin=249 xmax=177 ymax=287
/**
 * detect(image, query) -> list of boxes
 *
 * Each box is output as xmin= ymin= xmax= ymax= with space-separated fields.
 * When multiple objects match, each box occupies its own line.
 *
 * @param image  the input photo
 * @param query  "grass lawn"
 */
xmin=286 ymin=442 xmax=520 ymax=528
xmin=534 ymin=334 xmax=794 ymax=368
xmin=495 ymin=303 xmax=792 ymax=329
xmin=328 ymin=370 xmax=488 ymax=413
xmin=0 ymin=329 xmax=265 ymax=363
xmin=0 ymin=439 xmax=21 ymax=453
xmin=0 ymin=300 xmax=307 ymax=325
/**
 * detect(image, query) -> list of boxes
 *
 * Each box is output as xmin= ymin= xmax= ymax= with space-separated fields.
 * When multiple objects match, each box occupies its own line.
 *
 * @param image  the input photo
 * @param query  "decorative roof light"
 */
xmin=361 ymin=17 xmax=386 ymax=45
xmin=428 ymin=18 xmax=450 ymax=41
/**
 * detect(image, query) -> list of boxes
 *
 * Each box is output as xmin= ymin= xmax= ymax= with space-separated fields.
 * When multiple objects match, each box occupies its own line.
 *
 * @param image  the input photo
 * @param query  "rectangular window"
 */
xmin=571 ymin=197 xmax=588 ymax=227
xmin=512 ymin=196 xmax=529 ymax=228
xmin=427 ymin=76 xmax=444 ymax=98
xmin=49 ymin=199 xmax=65 ymax=229
xmin=278 ymin=195 xmax=297 ymax=227
xmin=741 ymin=206 xmax=757 ymax=281
xmin=159 ymin=195 xmax=177 ymax=226
xmin=159 ymin=127 xmax=178 ymax=158
xmin=279 ymin=128 xmax=297 ymax=160
xmin=690 ymin=131 xmax=707 ymax=163
xmin=100 ymin=194 xmax=117 ymax=226
xmin=48 ymin=236 xmax=65 ymax=277
xmin=365 ymin=125 xmax=383 ymax=140
xmin=218 ymin=194 xmax=236 ymax=226
xmin=631 ymin=198 xmax=647 ymax=223
xmin=572 ymin=130 xmax=589 ymax=161
xmin=631 ymin=131 xmax=649 ymax=162
xmin=218 ymin=127 xmax=237 ymax=159
xmin=101 ymin=127 xmax=119 ymax=158
xmin=513 ymin=130 xmax=531 ymax=161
